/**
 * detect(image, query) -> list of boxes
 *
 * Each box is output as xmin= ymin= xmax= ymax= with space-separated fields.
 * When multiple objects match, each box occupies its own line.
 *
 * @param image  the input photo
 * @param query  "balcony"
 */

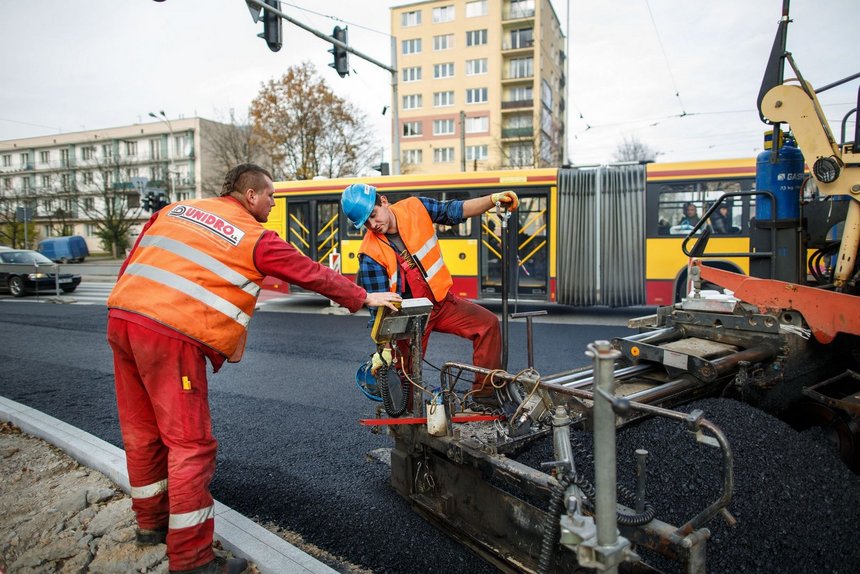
xmin=502 ymin=127 xmax=534 ymax=139
xmin=502 ymin=39 xmax=534 ymax=52
xmin=501 ymin=99 xmax=534 ymax=110
xmin=503 ymin=7 xmax=535 ymax=21
xmin=502 ymin=71 xmax=534 ymax=82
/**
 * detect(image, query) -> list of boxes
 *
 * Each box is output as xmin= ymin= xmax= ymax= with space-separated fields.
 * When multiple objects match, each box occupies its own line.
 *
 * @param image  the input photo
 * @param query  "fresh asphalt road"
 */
xmin=0 ymin=302 xmax=636 ymax=572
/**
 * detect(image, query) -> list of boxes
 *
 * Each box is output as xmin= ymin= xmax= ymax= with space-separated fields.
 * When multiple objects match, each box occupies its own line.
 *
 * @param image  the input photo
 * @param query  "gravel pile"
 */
xmin=514 ymin=397 xmax=860 ymax=573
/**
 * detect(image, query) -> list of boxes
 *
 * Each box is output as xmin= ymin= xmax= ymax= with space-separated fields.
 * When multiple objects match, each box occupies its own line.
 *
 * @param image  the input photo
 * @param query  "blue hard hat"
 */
xmin=355 ymin=360 xmax=383 ymax=402
xmin=341 ymin=183 xmax=376 ymax=229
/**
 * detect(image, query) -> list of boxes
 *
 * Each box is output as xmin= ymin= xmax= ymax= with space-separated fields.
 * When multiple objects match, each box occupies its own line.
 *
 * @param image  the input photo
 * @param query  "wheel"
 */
xmin=59 ymin=257 xmax=69 ymax=264
xmin=8 ymin=276 xmax=25 ymax=297
xmin=61 ymin=286 xmax=77 ymax=293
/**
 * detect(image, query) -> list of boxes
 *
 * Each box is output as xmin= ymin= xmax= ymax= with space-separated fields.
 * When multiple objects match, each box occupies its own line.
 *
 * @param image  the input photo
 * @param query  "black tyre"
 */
xmin=59 ymin=257 xmax=69 ymax=264
xmin=8 ymin=276 xmax=25 ymax=297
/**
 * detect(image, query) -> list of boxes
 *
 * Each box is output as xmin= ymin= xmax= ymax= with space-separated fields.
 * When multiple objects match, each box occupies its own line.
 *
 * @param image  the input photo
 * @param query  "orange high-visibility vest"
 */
xmin=359 ymin=197 xmax=452 ymax=302
xmin=108 ymin=197 xmax=266 ymax=362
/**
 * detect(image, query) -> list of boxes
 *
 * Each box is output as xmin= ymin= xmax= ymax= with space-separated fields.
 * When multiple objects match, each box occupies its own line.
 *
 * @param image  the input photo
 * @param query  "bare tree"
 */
xmin=201 ymin=112 xmax=267 ymax=196
xmin=250 ymin=61 xmax=376 ymax=180
xmin=0 ymin=190 xmax=35 ymax=248
xmin=78 ymin=156 xmax=146 ymax=257
xmin=613 ymin=135 xmax=658 ymax=163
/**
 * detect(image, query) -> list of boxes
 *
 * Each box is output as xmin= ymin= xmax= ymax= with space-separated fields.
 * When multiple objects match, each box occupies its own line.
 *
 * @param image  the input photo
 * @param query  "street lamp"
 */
xmin=148 ymin=110 xmax=174 ymax=203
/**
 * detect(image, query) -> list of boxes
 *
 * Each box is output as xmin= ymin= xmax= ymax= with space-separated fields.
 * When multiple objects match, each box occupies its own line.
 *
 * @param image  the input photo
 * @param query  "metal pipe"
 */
xmin=711 ymin=345 xmax=777 ymax=377
xmin=547 ymin=364 xmax=654 ymax=389
xmin=622 ymin=327 xmax=683 ymax=345
xmin=587 ymin=340 xmax=622 ymax=573
xmin=621 ymin=377 xmax=699 ymax=404
xmin=635 ymin=449 xmax=648 ymax=514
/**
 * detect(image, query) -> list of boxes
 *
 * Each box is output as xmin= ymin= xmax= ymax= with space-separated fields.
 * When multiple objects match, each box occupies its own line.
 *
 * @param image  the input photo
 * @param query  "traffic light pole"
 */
xmin=245 ymin=0 xmax=400 ymax=175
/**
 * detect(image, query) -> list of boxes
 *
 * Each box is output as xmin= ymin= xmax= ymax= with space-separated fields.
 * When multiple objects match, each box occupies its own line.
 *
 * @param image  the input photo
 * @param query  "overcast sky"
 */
xmin=1 ymin=0 xmax=857 ymax=166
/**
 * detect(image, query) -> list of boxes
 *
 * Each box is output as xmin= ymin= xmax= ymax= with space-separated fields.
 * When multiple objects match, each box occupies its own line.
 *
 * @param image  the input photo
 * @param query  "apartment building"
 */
xmin=391 ymin=0 xmax=566 ymax=174
xmin=0 ymin=117 xmax=227 ymax=252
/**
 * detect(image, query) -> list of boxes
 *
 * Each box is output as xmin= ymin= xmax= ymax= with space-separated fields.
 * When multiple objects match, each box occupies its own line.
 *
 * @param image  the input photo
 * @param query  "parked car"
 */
xmin=38 ymin=235 xmax=89 ymax=263
xmin=0 ymin=249 xmax=82 ymax=297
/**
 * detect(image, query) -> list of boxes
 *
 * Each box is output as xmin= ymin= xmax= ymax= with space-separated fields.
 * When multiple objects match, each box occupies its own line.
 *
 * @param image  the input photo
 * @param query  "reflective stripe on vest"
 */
xmin=139 ymin=235 xmax=261 ymax=298
xmin=130 ymin=478 xmax=167 ymax=499
xmin=125 ymin=263 xmax=252 ymax=327
xmin=169 ymin=504 xmax=215 ymax=530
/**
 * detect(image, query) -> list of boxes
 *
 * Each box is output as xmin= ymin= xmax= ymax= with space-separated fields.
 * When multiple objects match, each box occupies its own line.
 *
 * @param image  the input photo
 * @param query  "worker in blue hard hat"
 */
xmin=341 ymin=182 xmax=519 ymax=406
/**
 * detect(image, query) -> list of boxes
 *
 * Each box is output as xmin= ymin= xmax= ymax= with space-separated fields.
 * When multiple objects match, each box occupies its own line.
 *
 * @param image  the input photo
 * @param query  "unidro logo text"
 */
xmin=168 ymin=206 xmax=245 ymax=246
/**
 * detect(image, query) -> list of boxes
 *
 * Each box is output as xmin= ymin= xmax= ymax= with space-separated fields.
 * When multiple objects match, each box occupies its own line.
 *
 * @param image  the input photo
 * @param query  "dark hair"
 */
xmin=221 ymin=163 xmax=272 ymax=197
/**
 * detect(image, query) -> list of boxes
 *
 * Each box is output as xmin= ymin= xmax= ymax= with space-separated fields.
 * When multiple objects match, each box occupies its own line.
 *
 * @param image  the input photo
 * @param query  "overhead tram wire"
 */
xmin=644 ymin=0 xmax=687 ymax=117
xmin=280 ymin=1 xmax=389 ymax=37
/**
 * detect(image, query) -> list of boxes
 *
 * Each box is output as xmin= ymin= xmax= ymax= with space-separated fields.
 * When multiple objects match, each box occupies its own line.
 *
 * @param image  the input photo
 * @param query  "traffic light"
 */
xmin=372 ymin=162 xmax=390 ymax=176
xmin=261 ymin=0 xmax=282 ymax=52
xmin=155 ymin=192 xmax=168 ymax=210
xmin=141 ymin=192 xmax=153 ymax=212
xmin=329 ymin=26 xmax=349 ymax=78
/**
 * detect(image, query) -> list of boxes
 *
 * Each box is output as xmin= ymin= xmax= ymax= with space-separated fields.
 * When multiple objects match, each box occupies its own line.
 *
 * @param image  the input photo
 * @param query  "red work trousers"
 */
xmin=107 ymin=317 xmax=217 ymax=571
xmin=397 ymin=263 xmax=502 ymax=392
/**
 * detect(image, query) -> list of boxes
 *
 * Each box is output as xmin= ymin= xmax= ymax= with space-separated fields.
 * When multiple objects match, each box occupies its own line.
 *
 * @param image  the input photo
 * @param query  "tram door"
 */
xmin=287 ymin=199 xmax=341 ymax=270
xmin=480 ymin=193 xmax=549 ymax=300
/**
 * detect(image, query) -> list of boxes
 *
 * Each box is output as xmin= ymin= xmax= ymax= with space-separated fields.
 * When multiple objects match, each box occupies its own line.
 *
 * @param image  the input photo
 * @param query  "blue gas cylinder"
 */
xmin=755 ymin=138 xmax=805 ymax=220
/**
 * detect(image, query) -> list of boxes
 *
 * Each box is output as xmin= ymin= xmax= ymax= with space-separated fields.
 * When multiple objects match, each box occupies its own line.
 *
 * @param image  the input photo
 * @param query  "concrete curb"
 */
xmin=0 ymin=395 xmax=336 ymax=574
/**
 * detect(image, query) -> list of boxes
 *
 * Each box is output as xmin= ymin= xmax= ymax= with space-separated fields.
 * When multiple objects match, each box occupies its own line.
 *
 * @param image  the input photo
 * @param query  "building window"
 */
xmin=433 ymin=148 xmax=455 ymax=163
xmin=433 ymin=119 xmax=455 ymax=135
xmin=3 ymin=178 xmax=11 ymax=190
xmin=403 ymin=121 xmax=423 ymax=137
xmin=44 ymin=225 xmax=54 ymax=238
xmin=60 ymin=149 xmax=70 ymax=167
xmin=434 ymin=62 xmax=454 ymax=79
xmin=466 ymin=87 xmax=488 ymax=104
xmin=433 ymin=91 xmax=455 ymax=107
xmin=402 ymin=38 xmax=422 ymax=54
xmin=21 ymin=178 xmax=31 ymax=191
xmin=542 ymin=79 xmax=553 ymax=106
xmin=509 ymin=0 xmax=535 ymax=19
xmin=150 ymin=139 xmax=162 ymax=159
xmin=509 ymin=27 xmax=533 ymax=49
xmin=466 ymin=0 xmax=488 ymax=18
xmin=465 ymin=145 xmax=488 ymax=161
xmin=402 ymin=149 xmax=423 ymax=164
xmin=506 ymin=113 xmax=533 ymax=129
xmin=125 ymin=141 xmax=137 ymax=156
xmin=43 ymin=199 xmax=55 ymax=213
xmin=510 ymin=85 xmax=533 ymax=102
xmin=174 ymin=135 xmax=188 ymax=156
xmin=41 ymin=175 xmax=52 ymax=189
xmin=432 ymin=5 xmax=455 ymax=22
xmin=509 ymin=57 xmax=533 ymax=78
xmin=82 ymin=172 xmax=94 ymax=185
xmin=465 ymin=116 xmax=489 ymax=133
xmin=433 ymin=34 xmax=454 ymax=51
xmin=1 ymin=155 xmax=10 ymax=167
xmin=81 ymin=146 xmax=95 ymax=160
xmin=39 ymin=151 xmax=50 ymax=164
xmin=402 ymin=94 xmax=423 ymax=109
xmin=466 ymin=29 xmax=488 ymax=46
xmin=401 ymin=10 xmax=422 ymax=27
xmin=84 ymin=199 xmax=95 ymax=212
xmin=102 ymin=144 xmax=113 ymax=158
xmin=61 ymin=173 xmax=71 ymax=191
xmin=506 ymin=142 xmax=534 ymax=166
xmin=466 ymin=58 xmax=488 ymax=75
xmin=103 ymin=171 xmax=113 ymax=188
xmin=402 ymin=66 xmax=422 ymax=82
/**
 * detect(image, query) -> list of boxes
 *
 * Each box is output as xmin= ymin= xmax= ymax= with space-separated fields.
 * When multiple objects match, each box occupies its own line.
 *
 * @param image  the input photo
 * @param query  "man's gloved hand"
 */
xmin=491 ymin=190 xmax=519 ymax=210
xmin=370 ymin=348 xmax=393 ymax=376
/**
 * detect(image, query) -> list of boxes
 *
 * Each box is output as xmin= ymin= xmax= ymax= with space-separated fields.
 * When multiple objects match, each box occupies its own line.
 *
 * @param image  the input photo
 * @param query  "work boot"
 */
xmin=169 ymin=556 xmax=249 ymax=574
xmin=135 ymin=527 xmax=167 ymax=546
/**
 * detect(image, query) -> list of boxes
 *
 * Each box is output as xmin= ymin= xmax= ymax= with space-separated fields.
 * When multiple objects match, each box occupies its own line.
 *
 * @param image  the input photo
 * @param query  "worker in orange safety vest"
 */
xmin=341 ymin=182 xmax=519 ymax=406
xmin=107 ymin=164 xmax=400 ymax=574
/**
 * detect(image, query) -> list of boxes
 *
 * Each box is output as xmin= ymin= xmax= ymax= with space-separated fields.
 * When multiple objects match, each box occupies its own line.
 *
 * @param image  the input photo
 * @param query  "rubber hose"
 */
xmin=537 ymin=475 xmax=569 ymax=574
xmin=379 ymin=364 xmax=407 ymax=417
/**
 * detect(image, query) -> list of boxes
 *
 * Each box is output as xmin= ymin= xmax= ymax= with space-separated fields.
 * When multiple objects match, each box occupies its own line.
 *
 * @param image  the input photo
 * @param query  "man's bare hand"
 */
xmin=365 ymin=291 xmax=402 ymax=311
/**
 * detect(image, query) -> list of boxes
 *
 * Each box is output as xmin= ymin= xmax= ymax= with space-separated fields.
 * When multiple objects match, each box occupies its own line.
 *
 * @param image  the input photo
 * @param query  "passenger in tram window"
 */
xmin=679 ymin=202 xmax=700 ymax=226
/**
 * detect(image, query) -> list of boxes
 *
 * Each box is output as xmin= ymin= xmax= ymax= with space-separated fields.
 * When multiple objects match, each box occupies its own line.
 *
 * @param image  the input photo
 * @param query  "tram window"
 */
xmin=655 ymin=180 xmax=744 ymax=236
xmin=434 ymin=191 xmax=471 ymax=237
